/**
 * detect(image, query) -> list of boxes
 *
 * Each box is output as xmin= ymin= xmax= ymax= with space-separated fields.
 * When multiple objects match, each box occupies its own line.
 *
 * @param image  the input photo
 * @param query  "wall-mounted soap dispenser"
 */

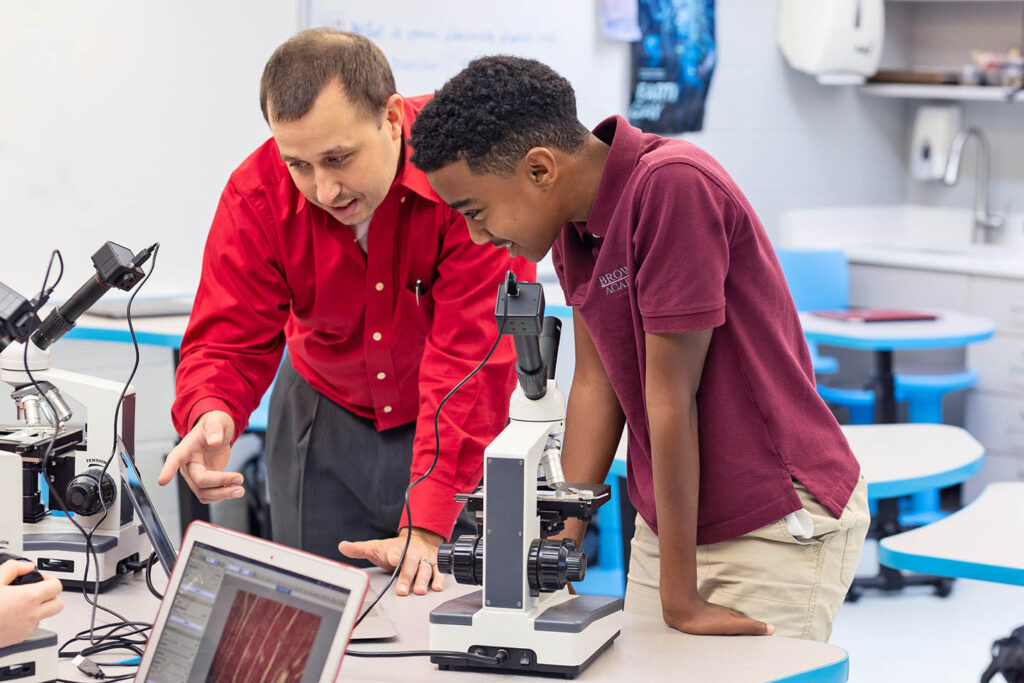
xmin=911 ymin=104 xmax=963 ymax=182
xmin=778 ymin=0 xmax=884 ymax=85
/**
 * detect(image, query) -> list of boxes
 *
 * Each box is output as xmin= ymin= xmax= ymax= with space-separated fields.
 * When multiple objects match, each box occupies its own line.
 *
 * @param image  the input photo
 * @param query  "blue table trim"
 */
xmin=878 ymin=543 xmax=1024 ymax=587
xmin=545 ymin=304 xmax=573 ymax=319
xmin=803 ymin=329 xmax=993 ymax=351
xmin=65 ymin=326 xmax=183 ymax=349
xmin=766 ymin=653 xmax=848 ymax=683
xmin=867 ymin=455 xmax=984 ymax=500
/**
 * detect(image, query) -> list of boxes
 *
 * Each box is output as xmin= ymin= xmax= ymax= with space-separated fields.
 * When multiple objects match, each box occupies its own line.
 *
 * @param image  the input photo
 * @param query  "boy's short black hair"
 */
xmin=410 ymin=56 xmax=589 ymax=175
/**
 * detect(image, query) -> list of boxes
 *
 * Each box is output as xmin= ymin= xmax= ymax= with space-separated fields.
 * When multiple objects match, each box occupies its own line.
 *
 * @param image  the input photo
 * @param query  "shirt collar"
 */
xmin=294 ymin=95 xmax=440 ymax=214
xmin=573 ymin=115 xmax=643 ymax=239
xmin=393 ymin=95 xmax=441 ymax=204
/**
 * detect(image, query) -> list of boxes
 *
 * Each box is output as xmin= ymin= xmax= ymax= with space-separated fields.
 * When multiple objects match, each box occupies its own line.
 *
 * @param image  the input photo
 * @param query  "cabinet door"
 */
xmin=970 ymin=276 xmax=1024 ymax=335
xmin=967 ymin=336 xmax=1024 ymax=393
xmin=965 ymin=392 xmax=1024 ymax=455
xmin=850 ymin=264 xmax=970 ymax=311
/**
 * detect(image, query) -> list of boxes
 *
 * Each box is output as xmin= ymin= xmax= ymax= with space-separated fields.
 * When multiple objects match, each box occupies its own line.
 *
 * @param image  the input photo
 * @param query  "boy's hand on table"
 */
xmin=662 ymin=591 xmax=774 ymax=636
xmin=339 ymin=527 xmax=446 ymax=596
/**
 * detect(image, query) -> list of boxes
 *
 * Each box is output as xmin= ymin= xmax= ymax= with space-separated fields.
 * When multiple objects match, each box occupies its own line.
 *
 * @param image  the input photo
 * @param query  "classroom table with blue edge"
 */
xmin=840 ymin=423 xmax=985 ymax=599
xmin=879 ymin=481 xmax=1024 ymax=587
xmin=44 ymin=569 xmax=851 ymax=682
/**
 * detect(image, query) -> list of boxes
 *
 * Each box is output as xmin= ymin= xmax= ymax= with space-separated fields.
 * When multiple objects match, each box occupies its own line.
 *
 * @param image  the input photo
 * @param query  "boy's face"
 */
xmin=270 ymin=83 xmax=403 ymax=226
xmin=426 ymin=157 xmax=564 ymax=263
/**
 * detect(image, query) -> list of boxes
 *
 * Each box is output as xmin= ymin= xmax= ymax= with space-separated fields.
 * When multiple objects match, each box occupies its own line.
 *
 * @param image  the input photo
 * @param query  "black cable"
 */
xmin=347 ymin=291 xmax=510 ymax=665
xmin=345 ymin=649 xmax=502 ymax=664
xmin=81 ymin=243 xmax=159 ymax=643
xmin=144 ymin=552 xmax=162 ymax=600
xmin=20 ymin=245 xmax=160 ymax=658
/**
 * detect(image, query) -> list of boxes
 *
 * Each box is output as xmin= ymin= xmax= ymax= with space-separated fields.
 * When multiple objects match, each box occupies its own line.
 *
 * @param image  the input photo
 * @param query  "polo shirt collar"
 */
xmin=575 ymin=115 xmax=643 ymax=239
xmin=295 ymin=95 xmax=441 ymax=214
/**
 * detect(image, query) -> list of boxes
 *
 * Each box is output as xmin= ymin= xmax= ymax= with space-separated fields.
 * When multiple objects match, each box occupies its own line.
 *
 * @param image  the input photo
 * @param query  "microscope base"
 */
xmin=0 ymin=628 xmax=58 ymax=683
xmin=23 ymin=523 xmax=149 ymax=592
xmin=429 ymin=591 xmax=622 ymax=678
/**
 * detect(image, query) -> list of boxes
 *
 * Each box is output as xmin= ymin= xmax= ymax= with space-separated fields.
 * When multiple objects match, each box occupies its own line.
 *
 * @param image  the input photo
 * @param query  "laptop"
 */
xmin=118 ymin=448 xmax=398 ymax=640
xmin=136 ymin=521 xmax=369 ymax=683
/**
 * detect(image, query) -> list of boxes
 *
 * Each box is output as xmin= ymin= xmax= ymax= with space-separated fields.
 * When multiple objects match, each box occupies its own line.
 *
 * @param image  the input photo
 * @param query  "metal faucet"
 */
xmin=943 ymin=127 xmax=1005 ymax=244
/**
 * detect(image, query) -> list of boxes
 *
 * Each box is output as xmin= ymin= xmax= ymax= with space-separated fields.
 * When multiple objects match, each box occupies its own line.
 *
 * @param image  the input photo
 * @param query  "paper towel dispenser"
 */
xmin=778 ymin=0 xmax=884 ymax=85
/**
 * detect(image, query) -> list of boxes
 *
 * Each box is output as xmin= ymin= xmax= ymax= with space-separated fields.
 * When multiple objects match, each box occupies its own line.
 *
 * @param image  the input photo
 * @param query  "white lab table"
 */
xmin=44 ymin=570 xmax=850 ymax=682
xmin=879 ymin=482 xmax=1024 ymax=587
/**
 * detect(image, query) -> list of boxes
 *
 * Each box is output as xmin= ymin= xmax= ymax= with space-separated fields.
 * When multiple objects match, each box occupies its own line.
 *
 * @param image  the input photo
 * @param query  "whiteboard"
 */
xmin=303 ymin=0 xmax=631 ymax=129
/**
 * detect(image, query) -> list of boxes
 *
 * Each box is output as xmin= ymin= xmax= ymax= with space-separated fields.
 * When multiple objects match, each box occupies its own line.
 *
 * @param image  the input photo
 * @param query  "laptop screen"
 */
xmin=142 ymin=542 xmax=352 ymax=683
xmin=119 ymin=448 xmax=178 ymax=577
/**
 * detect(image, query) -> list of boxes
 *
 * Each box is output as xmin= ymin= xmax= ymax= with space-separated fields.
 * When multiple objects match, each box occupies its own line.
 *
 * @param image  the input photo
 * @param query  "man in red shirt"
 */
xmin=410 ymin=56 xmax=869 ymax=639
xmin=158 ymin=31 xmax=531 ymax=596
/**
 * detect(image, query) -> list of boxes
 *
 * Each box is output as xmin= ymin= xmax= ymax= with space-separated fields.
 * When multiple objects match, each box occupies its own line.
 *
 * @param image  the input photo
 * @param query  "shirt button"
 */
xmin=376 ymin=372 xmax=386 ymax=380
xmin=400 ymin=196 xmax=406 ymax=204
xmin=375 ymin=282 xmax=384 ymax=291
xmin=372 ymin=332 xmax=382 ymax=341
xmin=383 ymin=405 xmax=393 ymax=413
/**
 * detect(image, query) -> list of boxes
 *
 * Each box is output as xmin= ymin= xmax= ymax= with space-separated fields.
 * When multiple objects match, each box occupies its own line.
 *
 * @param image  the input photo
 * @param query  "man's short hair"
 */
xmin=410 ymin=56 xmax=589 ymax=175
xmin=259 ymin=28 xmax=396 ymax=123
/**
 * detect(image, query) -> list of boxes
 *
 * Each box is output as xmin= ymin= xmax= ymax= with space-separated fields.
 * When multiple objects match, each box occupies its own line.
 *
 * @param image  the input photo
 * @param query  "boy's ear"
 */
xmin=522 ymin=147 xmax=557 ymax=188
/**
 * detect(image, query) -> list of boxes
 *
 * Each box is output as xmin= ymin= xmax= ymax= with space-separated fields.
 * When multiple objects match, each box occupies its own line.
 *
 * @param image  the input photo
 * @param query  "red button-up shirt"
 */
xmin=172 ymin=95 xmax=533 ymax=538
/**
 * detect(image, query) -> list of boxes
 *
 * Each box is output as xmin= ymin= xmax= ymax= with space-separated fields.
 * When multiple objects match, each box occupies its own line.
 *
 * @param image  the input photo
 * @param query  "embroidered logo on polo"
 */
xmin=598 ymin=266 xmax=628 ymax=295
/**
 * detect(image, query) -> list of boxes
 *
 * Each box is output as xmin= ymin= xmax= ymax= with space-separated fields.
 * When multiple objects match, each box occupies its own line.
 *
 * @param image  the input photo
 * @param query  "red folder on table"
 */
xmin=812 ymin=309 xmax=938 ymax=323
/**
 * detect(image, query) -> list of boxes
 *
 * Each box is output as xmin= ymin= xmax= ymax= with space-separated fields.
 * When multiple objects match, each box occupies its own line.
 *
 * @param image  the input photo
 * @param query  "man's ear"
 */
xmin=384 ymin=94 xmax=404 ymax=138
xmin=522 ymin=147 xmax=557 ymax=189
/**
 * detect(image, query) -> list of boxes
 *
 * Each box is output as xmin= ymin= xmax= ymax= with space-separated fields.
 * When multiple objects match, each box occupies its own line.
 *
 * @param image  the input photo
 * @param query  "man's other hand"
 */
xmin=158 ymin=410 xmax=243 ymax=503
xmin=338 ymin=527 xmax=445 ymax=596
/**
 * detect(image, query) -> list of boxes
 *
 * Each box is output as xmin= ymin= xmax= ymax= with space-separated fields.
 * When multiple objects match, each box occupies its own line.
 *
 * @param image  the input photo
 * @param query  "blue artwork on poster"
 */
xmin=628 ymin=0 xmax=716 ymax=134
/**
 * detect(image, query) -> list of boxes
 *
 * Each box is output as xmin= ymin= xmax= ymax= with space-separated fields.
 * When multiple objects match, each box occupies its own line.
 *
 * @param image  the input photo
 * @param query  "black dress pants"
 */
xmin=265 ymin=357 xmax=474 ymax=566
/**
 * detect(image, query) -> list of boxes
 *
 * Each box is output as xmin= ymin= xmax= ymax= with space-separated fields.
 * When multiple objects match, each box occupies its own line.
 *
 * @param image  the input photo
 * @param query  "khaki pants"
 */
xmin=623 ymin=475 xmax=869 ymax=641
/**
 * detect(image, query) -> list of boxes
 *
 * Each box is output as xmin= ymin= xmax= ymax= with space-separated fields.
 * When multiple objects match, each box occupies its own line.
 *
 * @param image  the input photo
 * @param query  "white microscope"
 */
xmin=0 ymin=242 xmax=155 ymax=592
xmin=429 ymin=273 xmax=623 ymax=678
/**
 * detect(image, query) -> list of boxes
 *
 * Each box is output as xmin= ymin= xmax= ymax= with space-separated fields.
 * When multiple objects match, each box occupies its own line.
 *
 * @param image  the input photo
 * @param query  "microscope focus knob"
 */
xmin=65 ymin=469 xmax=116 ymax=516
xmin=566 ymin=551 xmax=586 ymax=583
xmin=528 ymin=538 xmax=587 ymax=595
xmin=438 ymin=534 xmax=484 ymax=586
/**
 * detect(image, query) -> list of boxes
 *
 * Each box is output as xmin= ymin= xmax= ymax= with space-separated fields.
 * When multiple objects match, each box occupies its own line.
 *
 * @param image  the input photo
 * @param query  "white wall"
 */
xmin=0 ymin=0 xmax=301 ymax=298
xmin=684 ymin=0 xmax=907 ymax=237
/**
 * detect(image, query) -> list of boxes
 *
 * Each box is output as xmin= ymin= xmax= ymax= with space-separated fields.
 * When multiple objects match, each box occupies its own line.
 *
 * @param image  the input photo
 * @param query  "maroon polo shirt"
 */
xmin=552 ymin=116 xmax=859 ymax=544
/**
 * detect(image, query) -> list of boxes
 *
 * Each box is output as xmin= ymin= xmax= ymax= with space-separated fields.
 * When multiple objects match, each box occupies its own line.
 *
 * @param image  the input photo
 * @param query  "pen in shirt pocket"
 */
xmin=412 ymin=279 xmax=427 ymax=306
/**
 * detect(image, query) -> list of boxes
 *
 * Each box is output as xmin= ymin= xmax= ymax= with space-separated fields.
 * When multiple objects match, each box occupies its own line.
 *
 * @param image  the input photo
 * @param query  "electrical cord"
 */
xmin=80 ymin=243 xmax=159 ymax=643
xmin=19 ymin=245 xmax=160 ymax=680
xmin=143 ymin=552 xmax=162 ymax=600
xmin=346 ymin=285 xmax=511 ymax=665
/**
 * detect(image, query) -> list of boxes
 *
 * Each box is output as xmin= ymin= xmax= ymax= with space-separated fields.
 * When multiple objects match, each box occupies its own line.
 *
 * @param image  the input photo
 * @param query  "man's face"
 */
xmin=426 ymin=158 xmax=564 ymax=263
xmin=270 ymin=83 xmax=403 ymax=226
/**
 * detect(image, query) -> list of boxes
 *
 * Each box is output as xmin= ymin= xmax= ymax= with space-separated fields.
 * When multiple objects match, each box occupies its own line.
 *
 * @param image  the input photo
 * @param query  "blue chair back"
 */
xmin=775 ymin=248 xmax=849 ymax=312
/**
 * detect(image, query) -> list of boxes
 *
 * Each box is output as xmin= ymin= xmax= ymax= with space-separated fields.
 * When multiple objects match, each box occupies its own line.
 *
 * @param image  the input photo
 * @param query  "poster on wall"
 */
xmin=628 ymin=0 xmax=716 ymax=134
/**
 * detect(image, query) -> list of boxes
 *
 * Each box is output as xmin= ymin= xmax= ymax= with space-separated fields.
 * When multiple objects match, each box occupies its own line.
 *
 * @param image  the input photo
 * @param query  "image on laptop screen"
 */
xmin=142 ymin=542 xmax=351 ymax=683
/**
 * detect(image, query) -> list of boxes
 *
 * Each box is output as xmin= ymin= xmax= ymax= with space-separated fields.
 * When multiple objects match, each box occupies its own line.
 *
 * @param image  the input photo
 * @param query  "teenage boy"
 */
xmin=408 ymin=56 xmax=869 ymax=640
xmin=160 ymin=31 xmax=531 ymax=597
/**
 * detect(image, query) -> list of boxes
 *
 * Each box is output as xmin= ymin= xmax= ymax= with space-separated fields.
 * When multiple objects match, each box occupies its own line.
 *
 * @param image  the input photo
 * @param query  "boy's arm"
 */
xmin=560 ymin=310 xmax=626 ymax=546
xmin=646 ymin=329 xmax=773 ymax=636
